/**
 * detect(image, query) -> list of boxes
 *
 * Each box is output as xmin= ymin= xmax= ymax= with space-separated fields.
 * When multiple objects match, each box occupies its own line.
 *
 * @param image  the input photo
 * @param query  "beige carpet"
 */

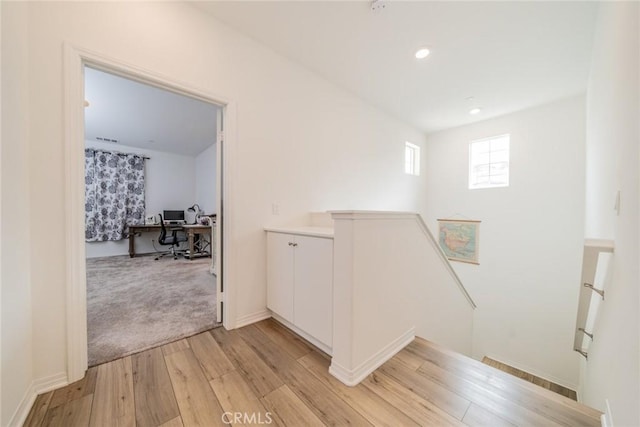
xmin=86 ymin=255 xmax=219 ymax=366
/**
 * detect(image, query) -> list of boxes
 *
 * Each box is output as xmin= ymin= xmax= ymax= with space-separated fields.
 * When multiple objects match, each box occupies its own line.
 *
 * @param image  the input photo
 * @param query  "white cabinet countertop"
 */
xmin=264 ymin=226 xmax=334 ymax=238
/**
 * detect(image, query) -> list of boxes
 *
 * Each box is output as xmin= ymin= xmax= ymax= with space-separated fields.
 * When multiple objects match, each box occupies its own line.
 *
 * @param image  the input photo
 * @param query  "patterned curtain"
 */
xmin=85 ymin=149 xmax=146 ymax=242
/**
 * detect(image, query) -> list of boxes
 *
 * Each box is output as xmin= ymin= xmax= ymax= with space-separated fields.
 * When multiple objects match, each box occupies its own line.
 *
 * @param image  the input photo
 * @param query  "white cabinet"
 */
xmin=293 ymin=235 xmax=333 ymax=347
xmin=266 ymin=231 xmax=333 ymax=349
xmin=266 ymin=232 xmax=295 ymax=322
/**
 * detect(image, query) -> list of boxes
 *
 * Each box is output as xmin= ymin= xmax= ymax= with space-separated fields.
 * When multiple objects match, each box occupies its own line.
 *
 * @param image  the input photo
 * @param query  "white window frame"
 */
xmin=469 ymin=134 xmax=510 ymax=189
xmin=405 ymin=142 xmax=420 ymax=176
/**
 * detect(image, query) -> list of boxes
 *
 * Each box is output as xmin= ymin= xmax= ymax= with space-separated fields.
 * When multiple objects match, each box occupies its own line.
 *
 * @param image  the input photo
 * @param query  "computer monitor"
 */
xmin=163 ymin=210 xmax=185 ymax=222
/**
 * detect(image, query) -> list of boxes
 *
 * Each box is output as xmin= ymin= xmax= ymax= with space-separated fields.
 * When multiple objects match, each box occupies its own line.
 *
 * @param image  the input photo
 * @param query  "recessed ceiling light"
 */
xmin=415 ymin=48 xmax=431 ymax=60
xmin=469 ymin=108 xmax=482 ymax=115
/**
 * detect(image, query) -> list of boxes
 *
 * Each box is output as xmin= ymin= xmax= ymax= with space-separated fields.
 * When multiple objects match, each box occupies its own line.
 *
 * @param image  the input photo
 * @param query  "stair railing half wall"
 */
xmin=328 ymin=211 xmax=475 ymax=386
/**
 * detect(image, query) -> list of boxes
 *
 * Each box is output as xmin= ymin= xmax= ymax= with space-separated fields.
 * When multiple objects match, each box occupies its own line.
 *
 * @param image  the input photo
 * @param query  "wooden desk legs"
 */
xmin=187 ymin=229 xmax=195 ymax=260
xmin=184 ymin=228 xmax=211 ymax=260
xmin=129 ymin=233 xmax=135 ymax=258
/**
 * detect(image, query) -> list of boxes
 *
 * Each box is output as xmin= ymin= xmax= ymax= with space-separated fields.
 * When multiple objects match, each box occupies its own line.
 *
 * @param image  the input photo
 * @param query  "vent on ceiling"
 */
xmin=96 ymin=137 xmax=119 ymax=143
xmin=371 ymin=0 xmax=387 ymax=12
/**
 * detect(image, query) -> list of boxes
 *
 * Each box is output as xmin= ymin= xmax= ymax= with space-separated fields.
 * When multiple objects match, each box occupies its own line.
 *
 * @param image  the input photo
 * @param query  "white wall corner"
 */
xmin=329 ymin=327 xmax=415 ymax=386
xmin=8 ymin=372 xmax=68 ymax=427
xmin=233 ymin=309 xmax=272 ymax=329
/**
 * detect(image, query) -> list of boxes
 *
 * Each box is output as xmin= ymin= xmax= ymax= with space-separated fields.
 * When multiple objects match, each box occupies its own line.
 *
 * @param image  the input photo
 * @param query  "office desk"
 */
xmin=128 ymin=224 xmax=162 ymax=258
xmin=127 ymin=224 xmax=212 ymax=260
xmin=182 ymin=224 xmax=212 ymax=260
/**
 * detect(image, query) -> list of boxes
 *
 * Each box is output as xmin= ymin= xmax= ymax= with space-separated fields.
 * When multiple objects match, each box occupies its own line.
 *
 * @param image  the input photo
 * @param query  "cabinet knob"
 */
xmin=288 ymin=242 xmax=298 ymax=247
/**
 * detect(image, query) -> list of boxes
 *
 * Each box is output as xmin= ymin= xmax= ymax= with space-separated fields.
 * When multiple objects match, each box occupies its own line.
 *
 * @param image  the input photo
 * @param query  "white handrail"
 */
xmin=573 ymin=239 xmax=614 ymax=358
xmin=414 ymin=215 xmax=477 ymax=308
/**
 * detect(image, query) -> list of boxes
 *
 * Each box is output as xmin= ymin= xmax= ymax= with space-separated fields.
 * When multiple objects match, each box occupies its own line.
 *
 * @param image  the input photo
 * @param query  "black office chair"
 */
xmin=155 ymin=214 xmax=188 ymax=260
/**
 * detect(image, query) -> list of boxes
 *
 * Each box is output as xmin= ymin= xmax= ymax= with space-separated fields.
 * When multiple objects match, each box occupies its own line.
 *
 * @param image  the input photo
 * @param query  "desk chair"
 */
xmin=155 ymin=214 xmax=188 ymax=260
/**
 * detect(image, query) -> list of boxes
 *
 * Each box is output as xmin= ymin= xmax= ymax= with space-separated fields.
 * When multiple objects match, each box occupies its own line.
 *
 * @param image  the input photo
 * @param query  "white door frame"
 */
xmin=63 ymin=44 xmax=236 ymax=382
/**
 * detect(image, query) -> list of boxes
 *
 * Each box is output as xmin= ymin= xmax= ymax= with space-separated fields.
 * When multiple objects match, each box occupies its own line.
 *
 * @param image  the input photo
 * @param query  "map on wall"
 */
xmin=437 ymin=219 xmax=480 ymax=265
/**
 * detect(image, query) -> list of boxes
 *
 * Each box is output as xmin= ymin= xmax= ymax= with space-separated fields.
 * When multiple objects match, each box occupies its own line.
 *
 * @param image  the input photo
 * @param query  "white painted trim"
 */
xmin=263 ymin=226 xmax=334 ymax=239
xmin=220 ymin=101 xmax=237 ymax=331
xmin=234 ymin=310 xmax=272 ymax=329
xmin=329 ymin=327 xmax=415 ymax=386
xmin=63 ymin=43 xmax=89 ymax=384
xmin=601 ymin=399 xmax=613 ymax=427
xmin=329 ymin=210 xmax=476 ymax=308
xmin=485 ymin=353 xmax=579 ymax=393
xmin=0 ymin=5 xmax=3 ymax=424
xmin=63 ymin=44 xmax=237 ymax=382
xmin=584 ymin=238 xmax=615 ymax=252
xmin=329 ymin=210 xmax=417 ymax=221
xmin=8 ymin=372 xmax=68 ymax=427
xmin=33 ymin=372 xmax=69 ymax=395
xmin=215 ymin=109 xmax=223 ymax=324
xmin=8 ymin=385 xmax=35 ymax=427
xmin=271 ymin=312 xmax=332 ymax=355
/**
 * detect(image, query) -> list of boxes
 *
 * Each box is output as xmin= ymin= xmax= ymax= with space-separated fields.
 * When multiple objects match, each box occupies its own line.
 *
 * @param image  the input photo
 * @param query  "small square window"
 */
xmin=469 ymin=134 xmax=509 ymax=189
xmin=405 ymin=142 xmax=420 ymax=176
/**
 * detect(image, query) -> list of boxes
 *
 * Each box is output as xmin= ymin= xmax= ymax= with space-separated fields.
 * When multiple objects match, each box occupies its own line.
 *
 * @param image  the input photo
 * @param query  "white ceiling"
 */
xmin=193 ymin=1 xmax=598 ymax=133
xmin=84 ymin=67 xmax=219 ymax=156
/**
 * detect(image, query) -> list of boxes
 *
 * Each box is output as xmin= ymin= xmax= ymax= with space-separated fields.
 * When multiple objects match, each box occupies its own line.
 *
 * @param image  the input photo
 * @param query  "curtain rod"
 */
xmin=115 ymin=153 xmax=151 ymax=160
xmin=86 ymin=147 xmax=150 ymax=160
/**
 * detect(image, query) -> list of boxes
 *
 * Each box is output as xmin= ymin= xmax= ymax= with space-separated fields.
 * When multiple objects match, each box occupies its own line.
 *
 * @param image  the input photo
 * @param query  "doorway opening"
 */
xmin=83 ymin=66 xmax=223 ymax=366
xmin=64 ymin=45 xmax=232 ymax=381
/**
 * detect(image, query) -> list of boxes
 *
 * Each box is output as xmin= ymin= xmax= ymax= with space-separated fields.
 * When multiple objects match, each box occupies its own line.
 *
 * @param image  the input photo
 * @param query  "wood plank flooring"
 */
xmin=482 ymin=357 xmax=578 ymax=401
xmin=25 ymin=319 xmax=601 ymax=426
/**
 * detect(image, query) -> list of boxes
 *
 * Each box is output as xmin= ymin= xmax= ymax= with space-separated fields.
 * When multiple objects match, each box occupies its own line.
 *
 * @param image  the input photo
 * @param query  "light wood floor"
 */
xmin=482 ymin=357 xmax=578 ymax=401
xmin=24 ymin=318 xmax=601 ymax=427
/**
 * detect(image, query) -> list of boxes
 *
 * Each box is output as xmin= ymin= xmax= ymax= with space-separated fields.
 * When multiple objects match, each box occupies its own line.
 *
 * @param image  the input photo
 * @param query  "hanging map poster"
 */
xmin=437 ymin=219 xmax=480 ymax=264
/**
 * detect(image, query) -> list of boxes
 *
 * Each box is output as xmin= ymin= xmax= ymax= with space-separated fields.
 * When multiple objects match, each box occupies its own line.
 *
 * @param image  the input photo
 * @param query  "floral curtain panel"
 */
xmin=85 ymin=149 xmax=146 ymax=242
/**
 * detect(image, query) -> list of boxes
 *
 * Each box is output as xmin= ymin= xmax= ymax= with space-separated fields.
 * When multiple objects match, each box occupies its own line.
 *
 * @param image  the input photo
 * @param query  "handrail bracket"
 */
xmin=574 ymin=348 xmax=588 ymax=360
xmin=583 ymin=282 xmax=605 ymax=300
xmin=578 ymin=327 xmax=594 ymax=340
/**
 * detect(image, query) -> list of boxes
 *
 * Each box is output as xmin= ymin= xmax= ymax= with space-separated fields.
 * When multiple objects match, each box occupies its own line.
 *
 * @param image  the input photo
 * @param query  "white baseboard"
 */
xmin=485 ymin=353 xmax=578 ymax=392
xmin=9 ymin=372 xmax=68 ymax=427
xmin=234 ymin=309 xmax=271 ymax=329
xmin=329 ymin=327 xmax=415 ymax=386
xmin=601 ymin=399 xmax=613 ymax=427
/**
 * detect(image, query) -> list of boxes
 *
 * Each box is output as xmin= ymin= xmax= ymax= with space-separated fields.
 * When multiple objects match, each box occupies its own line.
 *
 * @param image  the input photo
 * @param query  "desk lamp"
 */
xmin=188 ymin=204 xmax=203 ymax=224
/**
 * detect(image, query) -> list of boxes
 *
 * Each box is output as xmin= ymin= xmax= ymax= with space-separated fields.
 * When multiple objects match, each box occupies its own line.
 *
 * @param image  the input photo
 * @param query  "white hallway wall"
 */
xmin=84 ymin=140 xmax=199 ymax=258
xmin=581 ymin=2 xmax=639 ymax=425
xmin=1 ymin=3 xmax=34 ymax=425
xmin=422 ymin=95 xmax=586 ymax=389
xmin=3 ymin=0 xmax=426 ymax=416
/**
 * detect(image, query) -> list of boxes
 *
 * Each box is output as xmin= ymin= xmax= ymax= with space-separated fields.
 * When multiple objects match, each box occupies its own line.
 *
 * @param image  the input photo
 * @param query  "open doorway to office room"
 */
xmin=82 ymin=66 xmax=223 ymax=367
xmin=64 ymin=46 xmax=232 ymax=381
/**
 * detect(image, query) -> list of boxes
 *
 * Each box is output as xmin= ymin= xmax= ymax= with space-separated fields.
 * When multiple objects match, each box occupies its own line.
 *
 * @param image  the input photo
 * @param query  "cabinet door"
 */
xmin=294 ymin=235 xmax=333 ymax=347
xmin=266 ymin=232 xmax=294 ymax=322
